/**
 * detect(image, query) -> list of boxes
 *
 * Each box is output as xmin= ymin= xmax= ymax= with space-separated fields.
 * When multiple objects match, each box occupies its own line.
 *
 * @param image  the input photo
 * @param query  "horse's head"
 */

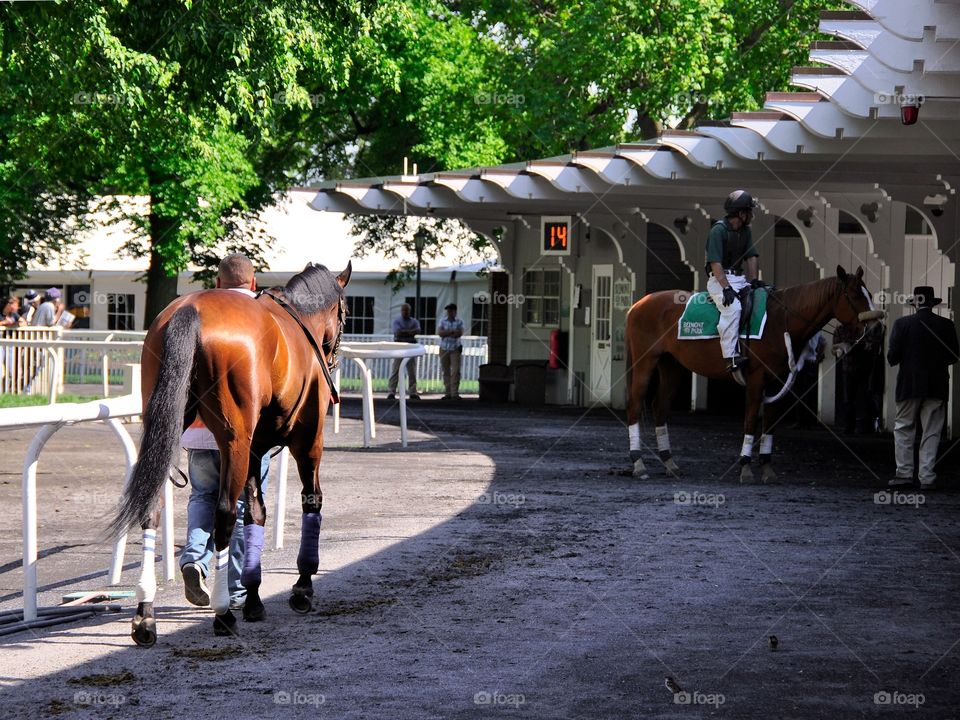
xmin=285 ymin=261 xmax=352 ymax=365
xmin=832 ymin=265 xmax=885 ymax=356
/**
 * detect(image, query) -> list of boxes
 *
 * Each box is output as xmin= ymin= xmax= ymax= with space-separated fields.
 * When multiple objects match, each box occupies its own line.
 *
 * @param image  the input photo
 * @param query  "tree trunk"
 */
xmin=143 ymin=181 xmax=181 ymax=329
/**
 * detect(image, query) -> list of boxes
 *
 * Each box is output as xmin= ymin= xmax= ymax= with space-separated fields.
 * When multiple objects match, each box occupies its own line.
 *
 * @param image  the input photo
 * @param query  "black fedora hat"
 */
xmin=912 ymin=286 xmax=942 ymax=308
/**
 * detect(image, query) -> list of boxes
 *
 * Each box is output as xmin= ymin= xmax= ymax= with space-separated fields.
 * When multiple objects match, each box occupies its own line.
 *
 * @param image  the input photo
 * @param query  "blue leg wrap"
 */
xmin=240 ymin=523 xmax=265 ymax=588
xmin=296 ymin=512 xmax=322 ymax=576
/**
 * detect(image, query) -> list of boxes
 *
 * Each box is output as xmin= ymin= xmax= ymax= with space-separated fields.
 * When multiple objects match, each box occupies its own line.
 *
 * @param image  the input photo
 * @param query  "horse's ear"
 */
xmin=855 ymin=266 xmax=864 ymax=280
xmin=303 ymin=262 xmax=314 ymax=271
xmin=836 ymin=265 xmax=848 ymax=282
xmin=337 ymin=260 xmax=352 ymax=289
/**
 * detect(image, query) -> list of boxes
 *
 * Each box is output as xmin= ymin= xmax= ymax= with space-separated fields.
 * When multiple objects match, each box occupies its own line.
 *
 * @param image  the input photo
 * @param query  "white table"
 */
xmin=333 ymin=342 xmax=426 ymax=448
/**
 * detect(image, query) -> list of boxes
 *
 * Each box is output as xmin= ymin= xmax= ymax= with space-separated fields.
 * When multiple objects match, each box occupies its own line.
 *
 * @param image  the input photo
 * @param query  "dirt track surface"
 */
xmin=1 ymin=398 xmax=959 ymax=719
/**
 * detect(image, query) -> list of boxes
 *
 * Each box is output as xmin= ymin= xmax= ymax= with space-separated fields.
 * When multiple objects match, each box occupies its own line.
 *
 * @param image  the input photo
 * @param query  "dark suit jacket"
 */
xmin=887 ymin=308 xmax=960 ymax=401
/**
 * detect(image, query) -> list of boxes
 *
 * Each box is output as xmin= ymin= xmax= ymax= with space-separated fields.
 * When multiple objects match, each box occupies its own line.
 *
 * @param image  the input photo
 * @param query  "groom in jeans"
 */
xmin=179 ymin=254 xmax=271 ymax=611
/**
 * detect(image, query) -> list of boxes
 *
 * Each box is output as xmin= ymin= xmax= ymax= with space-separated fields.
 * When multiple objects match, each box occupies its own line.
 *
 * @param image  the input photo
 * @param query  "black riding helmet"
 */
xmin=724 ymin=190 xmax=757 ymax=215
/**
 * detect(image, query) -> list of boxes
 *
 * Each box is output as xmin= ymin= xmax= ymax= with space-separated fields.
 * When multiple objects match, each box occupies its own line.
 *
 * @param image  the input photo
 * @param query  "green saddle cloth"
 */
xmin=677 ymin=288 xmax=768 ymax=340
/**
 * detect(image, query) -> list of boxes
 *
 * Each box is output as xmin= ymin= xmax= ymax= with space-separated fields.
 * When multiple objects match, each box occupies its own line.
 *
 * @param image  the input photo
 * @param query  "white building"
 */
xmin=311 ymin=1 xmax=960 ymax=433
xmin=11 ymin=190 xmax=495 ymax=336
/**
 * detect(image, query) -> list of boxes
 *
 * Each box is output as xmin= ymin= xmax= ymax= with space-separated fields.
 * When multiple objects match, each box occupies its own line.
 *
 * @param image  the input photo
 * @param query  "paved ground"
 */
xmin=1 ymin=397 xmax=959 ymax=719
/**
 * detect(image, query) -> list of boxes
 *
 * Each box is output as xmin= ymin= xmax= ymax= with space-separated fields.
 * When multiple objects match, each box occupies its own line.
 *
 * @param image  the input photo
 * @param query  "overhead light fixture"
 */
xmin=900 ymin=97 xmax=922 ymax=125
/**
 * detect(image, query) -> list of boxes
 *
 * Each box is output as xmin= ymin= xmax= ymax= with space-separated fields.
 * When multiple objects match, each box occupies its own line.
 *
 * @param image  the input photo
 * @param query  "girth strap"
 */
xmin=259 ymin=290 xmax=340 ymax=405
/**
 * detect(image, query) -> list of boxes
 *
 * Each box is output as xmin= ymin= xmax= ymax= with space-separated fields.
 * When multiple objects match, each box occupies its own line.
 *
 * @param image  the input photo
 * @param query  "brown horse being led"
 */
xmin=111 ymin=262 xmax=350 ymax=646
xmin=624 ymin=266 xmax=884 ymax=483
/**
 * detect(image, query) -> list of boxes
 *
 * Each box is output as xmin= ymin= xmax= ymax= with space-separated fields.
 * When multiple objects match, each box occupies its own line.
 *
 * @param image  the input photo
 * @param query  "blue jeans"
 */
xmin=180 ymin=449 xmax=271 ymax=604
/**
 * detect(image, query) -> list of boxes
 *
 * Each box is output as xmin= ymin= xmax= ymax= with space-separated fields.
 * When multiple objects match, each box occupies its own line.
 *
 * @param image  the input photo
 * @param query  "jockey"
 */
xmin=705 ymin=190 xmax=762 ymax=372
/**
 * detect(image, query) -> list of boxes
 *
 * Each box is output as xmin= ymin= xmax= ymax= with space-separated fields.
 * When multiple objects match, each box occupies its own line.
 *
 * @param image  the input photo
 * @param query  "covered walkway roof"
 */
xmin=310 ymin=1 xmax=960 ymax=237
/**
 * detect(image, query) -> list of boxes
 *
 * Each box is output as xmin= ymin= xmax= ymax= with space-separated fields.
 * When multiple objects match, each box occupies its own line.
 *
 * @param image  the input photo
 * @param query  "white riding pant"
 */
xmin=707 ymin=273 xmax=750 ymax=359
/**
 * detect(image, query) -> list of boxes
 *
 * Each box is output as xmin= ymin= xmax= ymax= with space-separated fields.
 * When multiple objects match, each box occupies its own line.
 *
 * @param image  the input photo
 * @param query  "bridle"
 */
xmin=259 ymin=289 xmax=344 ymax=404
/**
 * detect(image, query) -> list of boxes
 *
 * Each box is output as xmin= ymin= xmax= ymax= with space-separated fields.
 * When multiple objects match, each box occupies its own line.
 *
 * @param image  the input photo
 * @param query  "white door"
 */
xmin=590 ymin=265 xmax=613 ymax=404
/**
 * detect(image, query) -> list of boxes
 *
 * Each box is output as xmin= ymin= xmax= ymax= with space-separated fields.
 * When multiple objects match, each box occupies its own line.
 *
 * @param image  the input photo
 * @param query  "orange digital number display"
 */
xmin=543 ymin=220 xmax=570 ymax=254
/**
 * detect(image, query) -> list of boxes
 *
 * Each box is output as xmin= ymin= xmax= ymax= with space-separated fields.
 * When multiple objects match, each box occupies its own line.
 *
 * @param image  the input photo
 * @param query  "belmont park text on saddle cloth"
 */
xmin=676 ymin=288 xmax=768 ymax=340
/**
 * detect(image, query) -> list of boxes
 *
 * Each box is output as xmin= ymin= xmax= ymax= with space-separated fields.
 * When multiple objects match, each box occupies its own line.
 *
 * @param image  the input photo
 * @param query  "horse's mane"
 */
xmin=283 ymin=264 xmax=343 ymax=315
xmin=774 ymin=275 xmax=839 ymax=310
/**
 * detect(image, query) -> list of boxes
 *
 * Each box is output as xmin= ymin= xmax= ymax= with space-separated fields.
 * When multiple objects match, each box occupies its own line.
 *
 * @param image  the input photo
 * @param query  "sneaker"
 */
xmin=441 ymin=395 xmax=452 ymax=400
xmin=919 ymin=481 xmax=938 ymax=491
xmin=229 ymin=597 xmax=246 ymax=611
xmin=182 ymin=563 xmax=210 ymax=607
xmin=888 ymin=477 xmax=913 ymax=488
xmin=386 ymin=393 xmax=396 ymax=400
xmin=409 ymin=393 xmax=421 ymax=400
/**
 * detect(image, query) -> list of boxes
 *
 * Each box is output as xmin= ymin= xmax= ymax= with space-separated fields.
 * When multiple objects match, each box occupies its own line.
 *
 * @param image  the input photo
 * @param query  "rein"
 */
xmin=259 ymin=289 xmax=342 ymax=405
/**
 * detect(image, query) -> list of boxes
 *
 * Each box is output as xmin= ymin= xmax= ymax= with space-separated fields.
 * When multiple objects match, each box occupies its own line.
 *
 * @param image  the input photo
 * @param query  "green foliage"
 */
xmin=350 ymin=214 xmax=494 ymax=292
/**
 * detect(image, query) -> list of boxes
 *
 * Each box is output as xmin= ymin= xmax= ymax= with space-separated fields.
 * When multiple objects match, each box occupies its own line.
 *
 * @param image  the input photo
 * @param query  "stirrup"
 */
xmin=727 ymin=356 xmax=746 ymax=372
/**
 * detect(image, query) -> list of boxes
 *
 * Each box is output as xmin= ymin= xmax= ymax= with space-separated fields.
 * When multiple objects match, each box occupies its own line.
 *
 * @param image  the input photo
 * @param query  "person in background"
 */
xmin=887 ymin=286 xmax=960 ymax=490
xmin=31 ymin=288 xmax=60 ymax=326
xmin=438 ymin=302 xmax=464 ymax=400
xmin=387 ymin=303 xmax=421 ymax=400
xmin=54 ymin=296 xmax=75 ymax=328
xmin=20 ymin=290 xmax=40 ymax=325
xmin=1 ymin=296 xmax=21 ymax=327
xmin=180 ymin=254 xmax=271 ymax=618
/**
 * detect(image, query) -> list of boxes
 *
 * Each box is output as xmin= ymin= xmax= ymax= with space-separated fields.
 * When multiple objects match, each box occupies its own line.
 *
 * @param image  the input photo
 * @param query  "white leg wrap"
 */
xmin=136 ymin=529 xmax=157 ymax=604
xmin=211 ymin=547 xmax=230 ymax=615
xmin=759 ymin=434 xmax=774 ymax=455
xmin=740 ymin=434 xmax=755 ymax=458
xmin=629 ymin=423 xmax=641 ymax=452
xmin=655 ymin=426 xmax=670 ymax=453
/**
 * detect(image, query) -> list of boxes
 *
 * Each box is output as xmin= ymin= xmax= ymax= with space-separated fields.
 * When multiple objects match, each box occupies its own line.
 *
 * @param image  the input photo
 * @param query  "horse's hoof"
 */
xmin=213 ymin=611 xmax=239 ymax=637
xmin=289 ymin=593 xmax=313 ymax=615
xmin=761 ymin=465 xmax=777 ymax=484
xmin=243 ymin=598 xmax=266 ymax=623
xmin=739 ymin=464 xmax=756 ymax=484
xmin=663 ymin=459 xmax=681 ymax=478
xmin=131 ymin=618 xmax=157 ymax=648
xmin=632 ymin=459 xmax=649 ymax=480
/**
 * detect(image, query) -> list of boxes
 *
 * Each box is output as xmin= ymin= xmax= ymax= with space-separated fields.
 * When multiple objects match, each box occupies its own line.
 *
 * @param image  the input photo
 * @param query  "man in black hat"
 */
xmin=887 ymin=286 xmax=959 ymax=489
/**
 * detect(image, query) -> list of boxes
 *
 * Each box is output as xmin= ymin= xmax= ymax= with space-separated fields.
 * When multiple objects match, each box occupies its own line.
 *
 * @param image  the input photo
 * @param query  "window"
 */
xmin=471 ymin=298 xmax=489 ymax=336
xmin=405 ymin=296 xmax=437 ymax=335
xmin=522 ymin=268 xmax=561 ymax=326
xmin=345 ymin=296 xmax=374 ymax=335
xmin=108 ymin=293 xmax=136 ymax=330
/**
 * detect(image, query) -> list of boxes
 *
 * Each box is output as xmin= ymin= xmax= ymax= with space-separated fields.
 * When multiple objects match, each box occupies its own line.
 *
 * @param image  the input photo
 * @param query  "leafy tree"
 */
xmin=0 ymin=0 xmax=363 ymax=324
xmin=349 ymin=0 xmax=841 ymax=275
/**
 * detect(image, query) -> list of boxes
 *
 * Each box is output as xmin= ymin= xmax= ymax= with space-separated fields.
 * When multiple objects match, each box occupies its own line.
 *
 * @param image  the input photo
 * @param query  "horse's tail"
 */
xmin=109 ymin=306 xmax=200 ymax=537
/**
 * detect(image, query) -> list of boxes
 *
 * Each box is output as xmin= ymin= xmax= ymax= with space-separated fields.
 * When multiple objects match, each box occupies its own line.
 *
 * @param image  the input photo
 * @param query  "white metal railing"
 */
xmin=0 ymin=327 xmax=145 ymax=400
xmin=339 ymin=334 xmax=488 ymax=391
xmin=0 ymin=366 xmax=163 ymax=627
